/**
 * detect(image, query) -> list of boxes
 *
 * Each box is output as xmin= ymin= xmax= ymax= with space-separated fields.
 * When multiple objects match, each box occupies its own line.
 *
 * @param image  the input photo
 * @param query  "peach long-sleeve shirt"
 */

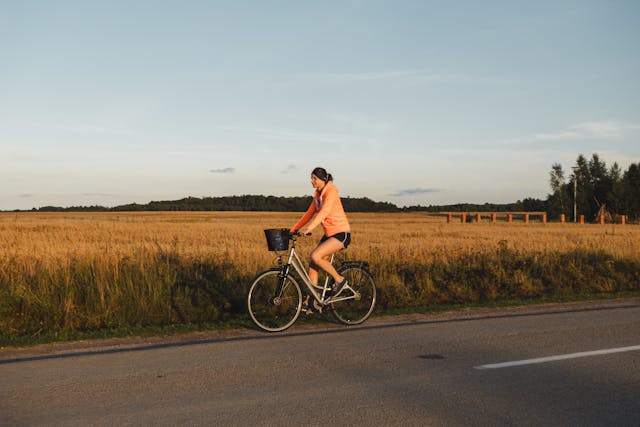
xmin=291 ymin=181 xmax=350 ymax=237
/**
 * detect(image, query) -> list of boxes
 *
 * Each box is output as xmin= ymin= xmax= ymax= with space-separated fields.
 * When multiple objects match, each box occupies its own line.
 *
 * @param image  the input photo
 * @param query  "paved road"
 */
xmin=2 ymin=298 xmax=639 ymax=426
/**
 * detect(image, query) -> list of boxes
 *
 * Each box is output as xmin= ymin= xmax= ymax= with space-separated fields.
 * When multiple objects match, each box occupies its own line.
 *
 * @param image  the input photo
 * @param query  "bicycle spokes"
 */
xmin=330 ymin=266 xmax=376 ymax=325
xmin=248 ymin=270 xmax=302 ymax=332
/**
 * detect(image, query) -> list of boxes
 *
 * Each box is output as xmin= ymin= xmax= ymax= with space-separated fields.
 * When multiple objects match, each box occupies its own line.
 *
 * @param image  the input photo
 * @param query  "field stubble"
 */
xmin=1 ymin=212 xmax=639 ymax=339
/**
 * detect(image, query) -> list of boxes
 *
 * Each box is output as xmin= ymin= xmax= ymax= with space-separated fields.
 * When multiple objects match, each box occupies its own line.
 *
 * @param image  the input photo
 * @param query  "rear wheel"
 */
xmin=247 ymin=270 xmax=302 ymax=332
xmin=331 ymin=266 xmax=376 ymax=325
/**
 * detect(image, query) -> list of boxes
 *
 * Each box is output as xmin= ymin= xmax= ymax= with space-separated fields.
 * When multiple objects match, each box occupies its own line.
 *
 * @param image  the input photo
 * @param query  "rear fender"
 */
xmin=338 ymin=261 xmax=371 ymax=272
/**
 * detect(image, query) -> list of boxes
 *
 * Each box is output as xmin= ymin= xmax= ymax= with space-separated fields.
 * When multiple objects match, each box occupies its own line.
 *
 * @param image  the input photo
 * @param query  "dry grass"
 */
xmin=3 ymin=211 xmax=639 ymax=268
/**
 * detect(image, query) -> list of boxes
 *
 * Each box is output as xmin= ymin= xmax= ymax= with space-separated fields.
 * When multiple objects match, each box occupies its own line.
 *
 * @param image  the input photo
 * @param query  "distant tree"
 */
xmin=569 ymin=154 xmax=595 ymax=221
xmin=622 ymin=163 xmax=640 ymax=221
xmin=589 ymin=153 xmax=612 ymax=218
xmin=519 ymin=197 xmax=548 ymax=212
xmin=606 ymin=162 xmax=625 ymax=216
xmin=548 ymin=163 xmax=569 ymax=218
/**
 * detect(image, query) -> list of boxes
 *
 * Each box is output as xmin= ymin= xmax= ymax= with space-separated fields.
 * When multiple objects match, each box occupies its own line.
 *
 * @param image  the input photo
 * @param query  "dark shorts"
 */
xmin=309 ymin=232 xmax=352 ymax=271
xmin=320 ymin=231 xmax=351 ymax=249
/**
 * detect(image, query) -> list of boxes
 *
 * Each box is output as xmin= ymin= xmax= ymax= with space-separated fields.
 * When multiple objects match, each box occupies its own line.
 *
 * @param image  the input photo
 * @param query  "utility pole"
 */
xmin=574 ymin=178 xmax=577 ymax=222
xmin=572 ymin=167 xmax=578 ymax=222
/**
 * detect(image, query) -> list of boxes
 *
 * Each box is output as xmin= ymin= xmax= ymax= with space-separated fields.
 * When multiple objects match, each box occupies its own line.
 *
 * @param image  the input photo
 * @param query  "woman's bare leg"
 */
xmin=303 ymin=267 xmax=319 ymax=306
xmin=302 ymin=238 xmax=344 ymax=307
xmin=310 ymin=238 xmax=344 ymax=284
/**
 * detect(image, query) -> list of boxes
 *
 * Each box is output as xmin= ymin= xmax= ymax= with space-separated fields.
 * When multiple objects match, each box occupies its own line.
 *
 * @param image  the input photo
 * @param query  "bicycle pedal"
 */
xmin=313 ymin=300 xmax=323 ymax=313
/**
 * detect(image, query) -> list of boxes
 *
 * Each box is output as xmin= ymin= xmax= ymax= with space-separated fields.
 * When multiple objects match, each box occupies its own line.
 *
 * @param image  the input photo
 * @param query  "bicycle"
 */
xmin=247 ymin=228 xmax=376 ymax=332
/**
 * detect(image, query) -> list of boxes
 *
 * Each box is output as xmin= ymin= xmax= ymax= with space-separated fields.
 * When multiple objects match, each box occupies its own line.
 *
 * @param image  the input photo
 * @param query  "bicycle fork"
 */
xmin=268 ymin=264 xmax=290 ymax=306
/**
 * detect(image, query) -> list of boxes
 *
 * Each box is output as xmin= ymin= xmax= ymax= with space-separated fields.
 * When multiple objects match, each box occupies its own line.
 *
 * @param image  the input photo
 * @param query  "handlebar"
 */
xmin=290 ymin=230 xmax=312 ymax=237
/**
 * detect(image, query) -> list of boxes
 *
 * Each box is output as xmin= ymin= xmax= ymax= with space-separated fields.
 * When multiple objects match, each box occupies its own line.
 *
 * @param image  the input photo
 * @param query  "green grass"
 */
xmin=3 ymin=290 xmax=638 ymax=348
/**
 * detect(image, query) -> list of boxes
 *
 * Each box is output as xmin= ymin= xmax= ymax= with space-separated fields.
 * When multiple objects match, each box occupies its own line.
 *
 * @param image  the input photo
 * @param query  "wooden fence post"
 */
xmin=599 ymin=214 xmax=605 ymax=225
xmin=560 ymin=214 xmax=565 ymax=224
xmin=447 ymin=213 xmax=452 ymax=223
xmin=579 ymin=214 xmax=585 ymax=224
xmin=476 ymin=213 xmax=481 ymax=223
xmin=621 ymin=215 xmax=626 ymax=225
xmin=461 ymin=213 xmax=466 ymax=224
xmin=542 ymin=213 xmax=547 ymax=224
xmin=524 ymin=214 xmax=530 ymax=224
xmin=491 ymin=213 xmax=497 ymax=223
xmin=507 ymin=214 xmax=513 ymax=223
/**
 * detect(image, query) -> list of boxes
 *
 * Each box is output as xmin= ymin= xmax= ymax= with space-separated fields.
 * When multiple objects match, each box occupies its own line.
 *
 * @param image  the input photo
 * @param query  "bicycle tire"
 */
xmin=331 ymin=266 xmax=376 ymax=325
xmin=247 ymin=269 xmax=302 ymax=332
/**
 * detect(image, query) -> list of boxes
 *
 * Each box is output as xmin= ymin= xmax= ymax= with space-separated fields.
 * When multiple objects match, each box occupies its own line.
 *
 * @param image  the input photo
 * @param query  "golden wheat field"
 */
xmin=2 ymin=211 xmax=639 ymax=269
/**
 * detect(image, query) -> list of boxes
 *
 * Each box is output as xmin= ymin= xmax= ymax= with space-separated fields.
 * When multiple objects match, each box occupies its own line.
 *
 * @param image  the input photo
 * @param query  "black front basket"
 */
xmin=264 ymin=228 xmax=290 ymax=251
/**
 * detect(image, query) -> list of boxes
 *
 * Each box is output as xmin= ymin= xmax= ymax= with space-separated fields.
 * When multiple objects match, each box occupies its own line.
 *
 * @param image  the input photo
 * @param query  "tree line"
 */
xmin=401 ymin=199 xmax=547 ymax=213
xmin=404 ymin=153 xmax=640 ymax=222
xmin=31 ymin=195 xmax=400 ymax=213
xmin=547 ymin=154 xmax=640 ymax=222
xmin=29 ymin=195 xmax=539 ymax=214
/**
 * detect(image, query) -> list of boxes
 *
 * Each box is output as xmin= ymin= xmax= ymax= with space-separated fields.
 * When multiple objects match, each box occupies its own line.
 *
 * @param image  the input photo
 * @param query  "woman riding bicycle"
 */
xmin=290 ymin=167 xmax=351 ymax=312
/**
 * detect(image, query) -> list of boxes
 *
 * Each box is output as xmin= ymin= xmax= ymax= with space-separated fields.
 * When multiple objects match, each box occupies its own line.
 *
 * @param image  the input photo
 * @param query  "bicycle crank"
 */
xmin=270 ymin=296 xmax=282 ymax=306
xmin=313 ymin=299 xmax=323 ymax=313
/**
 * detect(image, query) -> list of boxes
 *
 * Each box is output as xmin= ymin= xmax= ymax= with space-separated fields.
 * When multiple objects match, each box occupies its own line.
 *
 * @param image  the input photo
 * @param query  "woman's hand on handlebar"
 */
xmin=293 ymin=228 xmax=312 ymax=237
xmin=299 ymin=227 xmax=313 ymax=236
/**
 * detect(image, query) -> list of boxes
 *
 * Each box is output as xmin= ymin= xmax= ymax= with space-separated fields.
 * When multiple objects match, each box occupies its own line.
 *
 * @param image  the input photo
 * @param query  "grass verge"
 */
xmin=1 ymin=247 xmax=639 ymax=347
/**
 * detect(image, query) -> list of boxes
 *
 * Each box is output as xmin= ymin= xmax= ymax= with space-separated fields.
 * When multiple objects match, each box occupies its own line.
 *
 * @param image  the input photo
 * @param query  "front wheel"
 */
xmin=331 ymin=266 xmax=376 ymax=325
xmin=247 ymin=270 xmax=302 ymax=332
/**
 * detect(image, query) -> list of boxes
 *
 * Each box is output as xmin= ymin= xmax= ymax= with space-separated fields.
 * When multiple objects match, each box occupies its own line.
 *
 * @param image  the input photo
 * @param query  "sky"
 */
xmin=2 ymin=0 xmax=639 ymax=210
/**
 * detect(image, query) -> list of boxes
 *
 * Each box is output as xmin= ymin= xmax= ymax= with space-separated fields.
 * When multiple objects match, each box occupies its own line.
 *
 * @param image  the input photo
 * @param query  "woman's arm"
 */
xmin=290 ymin=201 xmax=316 ymax=232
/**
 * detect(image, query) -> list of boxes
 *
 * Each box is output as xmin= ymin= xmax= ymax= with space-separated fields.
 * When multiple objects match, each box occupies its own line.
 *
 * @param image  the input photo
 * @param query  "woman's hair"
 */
xmin=312 ymin=167 xmax=333 ymax=182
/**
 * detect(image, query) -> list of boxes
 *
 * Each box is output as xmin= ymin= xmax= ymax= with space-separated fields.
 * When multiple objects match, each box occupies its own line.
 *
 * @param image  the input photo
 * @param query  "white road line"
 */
xmin=475 ymin=345 xmax=640 ymax=370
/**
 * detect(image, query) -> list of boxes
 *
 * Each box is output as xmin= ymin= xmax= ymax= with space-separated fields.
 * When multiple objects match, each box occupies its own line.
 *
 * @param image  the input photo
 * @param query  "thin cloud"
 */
xmin=18 ymin=194 xmax=35 ymax=198
xmin=219 ymin=125 xmax=369 ymax=145
xmin=210 ymin=167 xmax=235 ymax=174
xmin=571 ymin=121 xmax=640 ymax=137
xmin=281 ymin=165 xmax=297 ymax=174
xmin=326 ymin=113 xmax=396 ymax=134
xmin=57 ymin=123 xmax=136 ymax=137
xmin=390 ymin=188 xmax=443 ymax=197
xmin=503 ymin=121 xmax=640 ymax=144
xmin=331 ymin=70 xmax=427 ymax=82
xmin=322 ymin=70 xmax=465 ymax=84
xmin=292 ymin=69 xmax=513 ymax=87
xmin=272 ymin=69 xmax=481 ymax=88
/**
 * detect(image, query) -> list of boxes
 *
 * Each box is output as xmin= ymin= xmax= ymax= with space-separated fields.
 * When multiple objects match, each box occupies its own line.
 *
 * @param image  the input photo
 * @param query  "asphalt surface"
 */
xmin=1 ymin=298 xmax=639 ymax=426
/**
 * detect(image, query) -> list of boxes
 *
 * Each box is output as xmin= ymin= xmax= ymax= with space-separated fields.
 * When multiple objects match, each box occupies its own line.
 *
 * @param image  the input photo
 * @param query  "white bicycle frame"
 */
xmin=283 ymin=242 xmax=356 ymax=305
